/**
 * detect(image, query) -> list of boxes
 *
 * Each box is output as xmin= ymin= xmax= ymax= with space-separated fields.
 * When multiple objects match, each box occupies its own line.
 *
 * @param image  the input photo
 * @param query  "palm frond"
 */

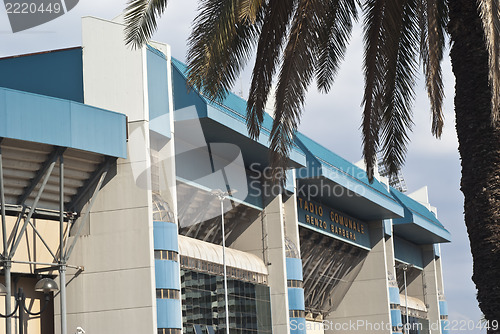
xmin=420 ymin=0 xmax=447 ymax=137
xmin=246 ymin=0 xmax=298 ymax=140
xmin=380 ymin=0 xmax=419 ymax=176
xmin=315 ymin=0 xmax=358 ymax=93
xmin=478 ymin=0 xmax=500 ymax=124
xmin=270 ymin=0 xmax=329 ymax=176
xmin=362 ymin=0 xmax=386 ymax=181
xmin=186 ymin=0 xmax=263 ymax=101
xmin=238 ymin=0 xmax=265 ymax=24
xmin=124 ymin=0 xmax=168 ymax=49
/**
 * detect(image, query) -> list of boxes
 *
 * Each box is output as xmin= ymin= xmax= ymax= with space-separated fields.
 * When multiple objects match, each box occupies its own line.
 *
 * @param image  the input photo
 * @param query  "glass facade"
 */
xmin=181 ymin=269 xmax=272 ymax=334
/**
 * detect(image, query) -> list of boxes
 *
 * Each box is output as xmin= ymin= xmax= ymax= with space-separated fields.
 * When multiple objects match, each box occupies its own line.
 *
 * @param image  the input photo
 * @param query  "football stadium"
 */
xmin=0 ymin=16 xmax=450 ymax=334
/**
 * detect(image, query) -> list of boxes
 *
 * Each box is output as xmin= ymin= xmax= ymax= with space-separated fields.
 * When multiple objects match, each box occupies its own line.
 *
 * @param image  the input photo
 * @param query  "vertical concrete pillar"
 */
xmin=264 ymin=195 xmax=290 ymax=334
xmin=59 ymin=16 xmax=157 ymax=334
xmin=326 ymin=220 xmax=391 ymax=334
xmin=146 ymin=40 xmax=183 ymax=334
xmin=228 ymin=210 xmax=264 ymax=261
xmin=421 ymin=245 xmax=442 ymax=334
xmin=434 ymin=251 xmax=449 ymax=334
xmin=385 ymin=224 xmax=403 ymax=334
xmin=283 ymin=171 xmax=301 ymax=250
xmin=283 ymin=178 xmax=306 ymax=334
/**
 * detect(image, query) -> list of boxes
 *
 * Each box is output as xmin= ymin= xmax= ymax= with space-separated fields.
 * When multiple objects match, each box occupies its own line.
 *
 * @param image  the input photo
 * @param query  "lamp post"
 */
xmin=396 ymin=263 xmax=414 ymax=334
xmin=211 ymin=189 xmax=231 ymax=334
xmin=0 ymin=278 xmax=59 ymax=334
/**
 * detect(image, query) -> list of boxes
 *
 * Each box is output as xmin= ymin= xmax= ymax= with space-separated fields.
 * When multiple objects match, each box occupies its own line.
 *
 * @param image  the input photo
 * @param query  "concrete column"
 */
xmin=282 ymin=181 xmax=306 ymax=334
xmin=264 ymin=195 xmax=290 ymax=334
xmin=58 ymin=16 xmax=157 ymax=334
xmin=326 ymin=220 xmax=392 ymax=334
xmin=385 ymin=223 xmax=403 ymax=334
xmin=434 ymin=250 xmax=449 ymax=334
xmin=228 ymin=210 xmax=264 ymax=261
xmin=283 ymin=171 xmax=301 ymax=251
xmin=421 ymin=245 xmax=442 ymax=334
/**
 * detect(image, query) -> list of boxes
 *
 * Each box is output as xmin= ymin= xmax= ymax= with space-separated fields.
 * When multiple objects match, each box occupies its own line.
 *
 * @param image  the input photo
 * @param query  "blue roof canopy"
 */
xmin=390 ymin=188 xmax=451 ymax=244
xmin=171 ymin=58 xmax=306 ymax=169
xmin=170 ymin=56 xmax=450 ymax=242
xmin=0 ymin=87 xmax=127 ymax=158
xmin=294 ymin=132 xmax=404 ymax=221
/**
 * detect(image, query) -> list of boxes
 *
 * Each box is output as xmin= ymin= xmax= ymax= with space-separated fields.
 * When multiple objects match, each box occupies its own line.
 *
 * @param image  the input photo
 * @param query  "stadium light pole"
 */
xmin=396 ymin=263 xmax=413 ymax=334
xmin=211 ymin=189 xmax=231 ymax=334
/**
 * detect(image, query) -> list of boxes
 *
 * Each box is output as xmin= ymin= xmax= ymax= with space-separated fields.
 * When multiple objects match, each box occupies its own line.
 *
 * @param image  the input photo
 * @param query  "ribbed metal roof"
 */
xmin=400 ymin=294 xmax=428 ymax=312
xmin=1 ymin=137 xmax=105 ymax=217
xmin=178 ymin=235 xmax=268 ymax=276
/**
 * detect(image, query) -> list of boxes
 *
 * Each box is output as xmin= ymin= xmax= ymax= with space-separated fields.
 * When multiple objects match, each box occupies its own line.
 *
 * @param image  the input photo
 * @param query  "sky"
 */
xmin=0 ymin=1 xmax=483 ymax=332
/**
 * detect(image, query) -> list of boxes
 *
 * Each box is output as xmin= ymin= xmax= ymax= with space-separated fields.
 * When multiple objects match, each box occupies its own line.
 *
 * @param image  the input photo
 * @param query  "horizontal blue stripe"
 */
xmin=439 ymin=301 xmax=448 ymax=315
xmin=157 ymin=299 xmax=182 ymax=329
xmin=289 ymin=318 xmax=307 ymax=334
xmin=391 ymin=310 xmax=402 ymax=327
xmin=288 ymin=288 xmax=305 ymax=311
xmin=154 ymin=221 xmax=178 ymax=251
xmin=389 ymin=287 xmax=401 ymax=304
xmin=155 ymin=260 xmax=180 ymax=289
xmin=286 ymin=258 xmax=303 ymax=281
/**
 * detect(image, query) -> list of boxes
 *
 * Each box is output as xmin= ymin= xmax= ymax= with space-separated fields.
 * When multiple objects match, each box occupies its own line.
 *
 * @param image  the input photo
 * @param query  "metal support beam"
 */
xmin=1 ymin=143 xmax=8 ymax=257
xmin=17 ymin=147 xmax=66 ymax=206
xmin=25 ymin=219 xmax=58 ymax=262
xmin=67 ymin=157 xmax=114 ymax=212
xmin=64 ymin=165 xmax=109 ymax=261
xmin=59 ymin=264 xmax=67 ymax=334
xmin=0 ymin=259 xmax=82 ymax=270
xmin=3 ymin=261 xmax=12 ymax=334
xmin=0 ymin=141 xmax=13 ymax=334
xmin=202 ymin=219 xmax=220 ymax=242
xmin=177 ymin=188 xmax=199 ymax=218
xmin=59 ymin=155 xmax=64 ymax=261
xmin=59 ymin=155 xmax=67 ymax=334
xmin=9 ymin=156 xmax=57 ymax=258
xmin=308 ymin=258 xmax=339 ymax=306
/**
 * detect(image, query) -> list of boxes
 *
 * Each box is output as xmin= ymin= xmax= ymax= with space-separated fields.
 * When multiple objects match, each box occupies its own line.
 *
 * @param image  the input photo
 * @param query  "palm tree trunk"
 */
xmin=448 ymin=1 xmax=500 ymax=332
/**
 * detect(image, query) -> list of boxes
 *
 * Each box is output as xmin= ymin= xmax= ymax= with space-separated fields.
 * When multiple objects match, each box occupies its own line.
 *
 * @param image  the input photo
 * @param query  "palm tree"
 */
xmin=124 ymin=0 xmax=500 ymax=331
xmin=448 ymin=2 xmax=500 ymax=332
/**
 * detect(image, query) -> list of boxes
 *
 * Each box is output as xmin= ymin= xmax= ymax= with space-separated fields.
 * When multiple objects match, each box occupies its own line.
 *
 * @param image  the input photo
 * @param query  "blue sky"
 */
xmin=0 ymin=1 xmax=483 ymax=332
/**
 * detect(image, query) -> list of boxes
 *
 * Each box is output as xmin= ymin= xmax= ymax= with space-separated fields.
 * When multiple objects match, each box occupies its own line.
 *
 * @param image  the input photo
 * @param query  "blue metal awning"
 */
xmin=0 ymin=87 xmax=127 ymax=158
xmin=0 ymin=86 xmax=127 ymax=215
xmin=171 ymin=58 xmax=306 ymax=169
xmin=390 ymin=188 xmax=451 ymax=244
xmin=294 ymin=132 xmax=404 ymax=221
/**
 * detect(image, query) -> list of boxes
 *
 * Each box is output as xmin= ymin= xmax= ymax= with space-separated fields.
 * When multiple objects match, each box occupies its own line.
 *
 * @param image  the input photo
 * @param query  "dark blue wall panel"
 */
xmin=0 ymin=48 xmax=84 ymax=102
